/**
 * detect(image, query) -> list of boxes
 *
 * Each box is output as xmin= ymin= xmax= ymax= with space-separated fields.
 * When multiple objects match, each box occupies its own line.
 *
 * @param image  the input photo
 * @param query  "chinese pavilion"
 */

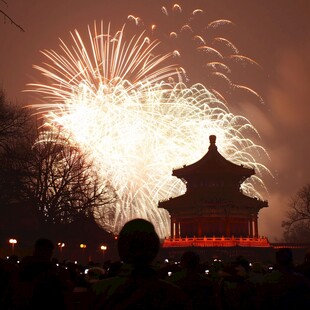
xmin=159 ymin=135 xmax=269 ymax=247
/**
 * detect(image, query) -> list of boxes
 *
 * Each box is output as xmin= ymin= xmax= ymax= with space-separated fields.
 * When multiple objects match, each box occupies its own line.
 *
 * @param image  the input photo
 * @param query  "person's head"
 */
xmin=251 ymin=262 xmax=266 ymax=274
xmin=180 ymin=251 xmax=200 ymax=270
xmin=304 ymin=250 xmax=310 ymax=263
xmin=85 ymin=267 xmax=105 ymax=284
xmin=33 ymin=238 xmax=54 ymax=262
xmin=234 ymin=255 xmax=251 ymax=272
xmin=276 ymin=248 xmax=293 ymax=268
xmin=8 ymin=254 xmax=19 ymax=264
xmin=117 ymin=219 xmax=160 ymax=266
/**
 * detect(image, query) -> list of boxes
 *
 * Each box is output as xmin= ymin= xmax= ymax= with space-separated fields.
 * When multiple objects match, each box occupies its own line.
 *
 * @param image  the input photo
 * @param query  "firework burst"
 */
xmin=128 ymin=3 xmax=264 ymax=105
xmin=28 ymin=22 xmax=270 ymax=238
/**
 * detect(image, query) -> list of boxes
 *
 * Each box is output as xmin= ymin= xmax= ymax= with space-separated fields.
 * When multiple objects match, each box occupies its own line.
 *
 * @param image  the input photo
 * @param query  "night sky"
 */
xmin=1 ymin=0 xmax=310 ymax=241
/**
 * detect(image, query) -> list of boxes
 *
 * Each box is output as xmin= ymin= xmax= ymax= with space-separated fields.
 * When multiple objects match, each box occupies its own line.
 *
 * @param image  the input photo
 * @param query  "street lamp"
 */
xmin=9 ymin=238 xmax=17 ymax=254
xmin=80 ymin=243 xmax=87 ymax=250
xmin=58 ymin=242 xmax=65 ymax=255
xmin=100 ymin=245 xmax=107 ymax=251
xmin=100 ymin=245 xmax=107 ymax=260
xmin=80 ymin=243 xmax=87 ymax=263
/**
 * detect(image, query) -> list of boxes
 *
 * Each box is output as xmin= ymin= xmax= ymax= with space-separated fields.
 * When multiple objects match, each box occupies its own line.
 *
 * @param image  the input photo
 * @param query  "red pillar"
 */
xmin=225 ymin=217 xmax=230 ymax=237
xmin=171 ymin=218 xmax=175 ymax=239
xmin=254 ymin=215 xmax=259 ymax=238
xmin=249 ymin=216 xmax=254 ymax=237
xmin=198 ymin=221 xmax=202 ymax=237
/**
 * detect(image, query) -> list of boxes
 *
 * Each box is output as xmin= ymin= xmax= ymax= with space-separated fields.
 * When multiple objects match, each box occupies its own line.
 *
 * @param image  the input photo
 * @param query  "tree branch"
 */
xmin=1 ymin=9 xmax=25 ymax=32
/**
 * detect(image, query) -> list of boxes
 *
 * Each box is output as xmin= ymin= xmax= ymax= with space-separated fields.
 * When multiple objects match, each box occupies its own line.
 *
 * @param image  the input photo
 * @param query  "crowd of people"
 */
xmin=1 ymin=218 xmax=310 ymax=309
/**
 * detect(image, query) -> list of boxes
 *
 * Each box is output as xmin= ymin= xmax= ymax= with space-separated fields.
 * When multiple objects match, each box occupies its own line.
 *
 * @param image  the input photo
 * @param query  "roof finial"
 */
xmin=209 ymin=135 xmax=217 ymax=150
xmin=209 ymin=135 xmax=216 ymax=144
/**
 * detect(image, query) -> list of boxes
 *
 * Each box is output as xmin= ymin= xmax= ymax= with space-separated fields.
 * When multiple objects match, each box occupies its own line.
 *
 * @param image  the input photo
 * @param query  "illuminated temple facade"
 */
xmin=159 ymin=135 xmax=268 ymax=244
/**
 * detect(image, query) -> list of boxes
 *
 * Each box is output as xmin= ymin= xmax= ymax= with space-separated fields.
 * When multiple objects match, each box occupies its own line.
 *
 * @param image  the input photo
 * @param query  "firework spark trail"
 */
xmin=29 ymin=23 xmax=271 ymax=238
xmin=131 ymin=3 xmax=263 ymax=104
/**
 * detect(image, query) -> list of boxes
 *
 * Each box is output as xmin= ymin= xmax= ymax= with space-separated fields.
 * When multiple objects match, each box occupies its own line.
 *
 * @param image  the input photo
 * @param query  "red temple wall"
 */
xmin=175 ymin=217 xmax=251 ymax=238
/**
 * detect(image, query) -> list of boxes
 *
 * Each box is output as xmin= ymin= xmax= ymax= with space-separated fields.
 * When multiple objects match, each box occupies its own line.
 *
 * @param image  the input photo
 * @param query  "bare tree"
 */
xmin=0 ymin=89 xmax=34 ymax=203
xmin=0 ymin=88 xmax=120 ymax=238
xmin=0 ymin=90 xmax=29 ymax=152
xmin=23 ymin=129 xmax=117 ymax=225
xmin=282 ymin=184 xmax=310 ymax=242
xmin=1 ymin=0 xmax=24 ymax=31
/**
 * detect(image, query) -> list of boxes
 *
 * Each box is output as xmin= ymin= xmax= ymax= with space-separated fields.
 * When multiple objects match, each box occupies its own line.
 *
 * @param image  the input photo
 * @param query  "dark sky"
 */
xmin=1 ymin=0 xmax=310 ymax=241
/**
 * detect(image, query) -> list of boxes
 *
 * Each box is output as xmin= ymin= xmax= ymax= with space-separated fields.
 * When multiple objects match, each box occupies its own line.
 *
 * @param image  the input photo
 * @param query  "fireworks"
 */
xmin=29 ymin=22 xmax=270 ymax=238
xmin=129 ymin=3 xmax=264 ymax=105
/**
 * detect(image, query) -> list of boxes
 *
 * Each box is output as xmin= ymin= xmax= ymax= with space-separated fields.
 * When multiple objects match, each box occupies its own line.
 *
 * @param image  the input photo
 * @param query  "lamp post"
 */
xmin=58 ymin=242 xmax=65 ymax=257
xmin=80 ymin=243 xmax=87 ymax=262
xmin=80 ymin=243 xmax=87 ymax=251
xmin=100 ymin=245 xmax=107 ymax=261
xmin=9 ymin=238 xmax=17 ymax=255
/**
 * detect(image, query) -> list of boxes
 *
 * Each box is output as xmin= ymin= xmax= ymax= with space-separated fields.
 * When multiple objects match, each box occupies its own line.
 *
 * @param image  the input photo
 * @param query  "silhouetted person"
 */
xmin=166 ymin=250 xmax=215 ymax=309
xmin=12 ymin=238 xmax=68 ymax=309
xmin=92 ymin=218 xmax=191 ymax=309
xmin=247 ymin=261 xmax=266 ymax=286
xmin=296 ymin=250 xmax=310 ymax=280
xmin=8 ymin=254 xmax=19 ymax=265
xmin=259 ymin=248 xmax=310 ymax=310
xmin=216 ymin=256 xmax=257 ymax=310
xmin=0 ymin=257 xmax=20 ymax=308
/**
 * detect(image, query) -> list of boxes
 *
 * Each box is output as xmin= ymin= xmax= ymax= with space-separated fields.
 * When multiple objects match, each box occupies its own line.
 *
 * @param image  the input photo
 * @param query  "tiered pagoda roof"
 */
xmin=159 ymin=135 xmax=268 ymax=241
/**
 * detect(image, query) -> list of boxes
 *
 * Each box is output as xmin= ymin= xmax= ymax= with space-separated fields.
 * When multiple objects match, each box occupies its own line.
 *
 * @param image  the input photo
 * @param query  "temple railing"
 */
xmin=271 ymin=242 xmax=310 ymax=249
xmin=162 ymin=236 xmax=271 ymax=248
